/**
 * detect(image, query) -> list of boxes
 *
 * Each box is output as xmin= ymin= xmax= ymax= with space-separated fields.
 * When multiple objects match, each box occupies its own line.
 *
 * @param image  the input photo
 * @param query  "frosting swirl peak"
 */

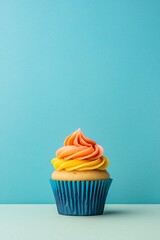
xmin=56 ymin=128 xmax=104 ymax=160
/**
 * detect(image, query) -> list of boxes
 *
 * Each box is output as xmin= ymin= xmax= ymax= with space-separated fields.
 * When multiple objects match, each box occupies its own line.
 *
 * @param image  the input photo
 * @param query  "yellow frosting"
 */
xmin=51 ymin=156 xmax=109 ymax=171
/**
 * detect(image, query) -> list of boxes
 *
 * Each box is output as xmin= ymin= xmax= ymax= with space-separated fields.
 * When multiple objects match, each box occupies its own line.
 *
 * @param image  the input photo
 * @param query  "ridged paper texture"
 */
xmin=50 ymin=179 xmax=112 ymax=216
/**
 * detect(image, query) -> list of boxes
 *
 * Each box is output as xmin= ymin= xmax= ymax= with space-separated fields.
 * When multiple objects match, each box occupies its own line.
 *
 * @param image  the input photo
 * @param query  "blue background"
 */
xmin=0 ymin=0 xmax=160 ymax=204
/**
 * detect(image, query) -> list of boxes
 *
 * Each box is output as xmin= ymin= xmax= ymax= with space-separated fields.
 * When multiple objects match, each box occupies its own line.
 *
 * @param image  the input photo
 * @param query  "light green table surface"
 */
xmin=0 ymin=204 xmax=160 ymax=240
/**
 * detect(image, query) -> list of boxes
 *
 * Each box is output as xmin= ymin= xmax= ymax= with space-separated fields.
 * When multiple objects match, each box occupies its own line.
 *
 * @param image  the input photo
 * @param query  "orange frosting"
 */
xmin=56 ymin=128 xmax=103 ymax=160
xmin=51 ymin=128 xmax=110 ymax=171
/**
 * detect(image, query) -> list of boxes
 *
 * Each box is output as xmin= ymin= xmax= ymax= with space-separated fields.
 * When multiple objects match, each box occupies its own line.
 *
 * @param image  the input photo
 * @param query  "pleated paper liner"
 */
xmin=50 ymin=179 xmax=112 ymax=216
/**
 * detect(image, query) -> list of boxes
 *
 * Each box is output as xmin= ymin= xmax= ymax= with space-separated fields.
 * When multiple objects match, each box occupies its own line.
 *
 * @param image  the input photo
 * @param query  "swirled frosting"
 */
xmin=56 ymin=128 xmax=103 ymax=160
xmin=51 ymin=128 xmax=110 ymax=171
xmin=52 ymin=156 xmax=109 ymax=171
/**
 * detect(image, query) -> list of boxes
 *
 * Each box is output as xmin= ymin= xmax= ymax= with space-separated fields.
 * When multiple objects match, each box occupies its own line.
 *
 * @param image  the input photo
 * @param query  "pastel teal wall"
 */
xmin=0 ymin=0 xmax=160 ymax=204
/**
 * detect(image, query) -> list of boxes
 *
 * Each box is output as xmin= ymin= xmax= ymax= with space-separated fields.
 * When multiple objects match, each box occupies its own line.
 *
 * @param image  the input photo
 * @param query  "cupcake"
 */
xmin=50 ymin=128 xmax=112 ymax=216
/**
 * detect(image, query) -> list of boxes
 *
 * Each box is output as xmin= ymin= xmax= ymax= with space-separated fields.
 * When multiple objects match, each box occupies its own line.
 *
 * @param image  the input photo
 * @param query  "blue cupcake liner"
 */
xmin=50 ymin=178 xmax=112 ymax=216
